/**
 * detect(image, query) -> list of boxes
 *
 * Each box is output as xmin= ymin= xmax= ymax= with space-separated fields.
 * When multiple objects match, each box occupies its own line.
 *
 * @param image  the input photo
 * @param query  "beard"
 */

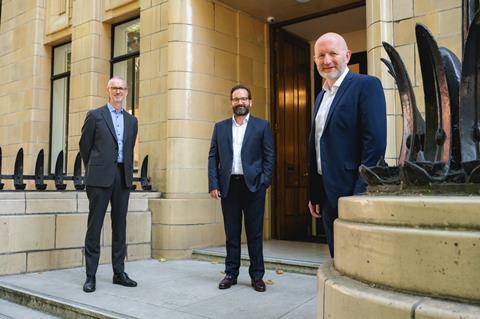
xmin=318 ymin=62 xmax=347 ymax=82
xmin=233 ymin=105 xmax=249 ymax=116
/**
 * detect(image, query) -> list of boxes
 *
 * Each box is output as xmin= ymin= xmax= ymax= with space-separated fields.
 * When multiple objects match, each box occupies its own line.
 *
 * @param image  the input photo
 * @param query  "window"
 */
xmin=111 ymin=18 xmax=140 ymax=116
xmin=49 ymin=42 xmax=71 ymax=173
xmin=111 ymin=18 xmax=140 ymax=168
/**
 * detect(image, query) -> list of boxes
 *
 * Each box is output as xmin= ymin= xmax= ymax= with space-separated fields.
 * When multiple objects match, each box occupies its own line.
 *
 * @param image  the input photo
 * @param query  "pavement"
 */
xmin=0 ymin=259 xmax=317 ymax=319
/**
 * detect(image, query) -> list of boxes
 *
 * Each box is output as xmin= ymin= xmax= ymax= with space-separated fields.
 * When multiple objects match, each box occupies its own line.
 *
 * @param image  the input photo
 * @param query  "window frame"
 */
xmin=49 ymin=42 xmax=71 ymax=174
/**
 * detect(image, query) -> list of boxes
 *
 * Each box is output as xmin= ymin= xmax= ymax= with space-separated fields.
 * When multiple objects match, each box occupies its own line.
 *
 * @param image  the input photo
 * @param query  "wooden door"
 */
xmin=272 ymin=28 xmax=312 ymax=241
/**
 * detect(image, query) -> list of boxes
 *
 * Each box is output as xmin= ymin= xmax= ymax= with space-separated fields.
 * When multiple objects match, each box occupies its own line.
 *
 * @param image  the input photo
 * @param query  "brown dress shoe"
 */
xmin=251 ymin=278 xmax=266 ymax=292
xmin=218 ymin=275 xmax=237 ymax=289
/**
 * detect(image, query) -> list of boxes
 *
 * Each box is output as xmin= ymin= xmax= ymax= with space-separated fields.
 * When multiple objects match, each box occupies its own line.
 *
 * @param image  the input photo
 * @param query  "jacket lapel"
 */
xmin=101 ymin=105 xmax=118 ymax=143
xmin=324 ymin=71 xmax=354 ymax=130
xmin=226 ymin=119 xmax=233 ymax=152
xmin=241 ymin=116 xmax=254 ymax=148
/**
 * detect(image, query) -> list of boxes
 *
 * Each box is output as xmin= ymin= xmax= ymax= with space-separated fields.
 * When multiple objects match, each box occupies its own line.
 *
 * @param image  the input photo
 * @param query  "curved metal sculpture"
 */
xmin=399 ymin=24 xmax=454 ymax=185
xmin=460 ymin=10 xmax=480 ymax=182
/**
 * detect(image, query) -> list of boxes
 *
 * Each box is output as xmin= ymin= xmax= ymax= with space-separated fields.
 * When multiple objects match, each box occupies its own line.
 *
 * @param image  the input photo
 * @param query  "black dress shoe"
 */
xmin=251 ymin=279 xmax=266 ymax=292
xmin=113 ymin=272 xmax=137 ymax=287
xmin=218 ymin=275 xmax=237 ymax=289
xmin=83 ymin=275 xmax=96 ymax=293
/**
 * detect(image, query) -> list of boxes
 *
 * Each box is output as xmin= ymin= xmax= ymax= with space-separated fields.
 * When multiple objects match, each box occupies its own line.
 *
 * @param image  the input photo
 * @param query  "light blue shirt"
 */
xmin=107 ymin=103 xmax=124 ymax=163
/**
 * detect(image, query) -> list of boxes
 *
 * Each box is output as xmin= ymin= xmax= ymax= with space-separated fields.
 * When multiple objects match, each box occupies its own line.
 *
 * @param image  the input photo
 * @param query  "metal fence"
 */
xmin=0 ymin=147 xmax=152 ymax=191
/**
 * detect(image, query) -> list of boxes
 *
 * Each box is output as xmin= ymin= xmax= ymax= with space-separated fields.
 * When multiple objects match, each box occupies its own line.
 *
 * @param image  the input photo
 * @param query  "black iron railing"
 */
xmin=0 ymin=147 xmax=152 ymax=191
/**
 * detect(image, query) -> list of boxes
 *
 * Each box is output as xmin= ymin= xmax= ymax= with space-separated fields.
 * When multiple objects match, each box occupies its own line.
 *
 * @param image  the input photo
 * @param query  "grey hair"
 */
xmin=107 ymin=76 xmax=126 ymax=88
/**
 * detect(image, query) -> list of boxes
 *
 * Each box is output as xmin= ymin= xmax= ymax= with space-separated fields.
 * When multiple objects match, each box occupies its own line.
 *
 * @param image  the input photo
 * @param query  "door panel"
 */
xmin=272 ymin=28 xmax=311 ymax=241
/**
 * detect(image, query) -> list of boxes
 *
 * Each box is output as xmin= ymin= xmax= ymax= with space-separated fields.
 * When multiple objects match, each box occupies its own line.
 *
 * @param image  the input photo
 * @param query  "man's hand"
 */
xmin=308 ymin=201 xmax=321 ymax=218
xmin=209 ymin=189 xmax=221 ymax=199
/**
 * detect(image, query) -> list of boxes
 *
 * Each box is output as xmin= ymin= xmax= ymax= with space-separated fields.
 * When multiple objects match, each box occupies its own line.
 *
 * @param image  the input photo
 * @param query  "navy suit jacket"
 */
xmin=79 ymin=105 xmax=138 ymax=188
xmin=308 ymin=71 xmax=386 ymax=208
xmin=208 ymin=116 xmax=275 ymax=197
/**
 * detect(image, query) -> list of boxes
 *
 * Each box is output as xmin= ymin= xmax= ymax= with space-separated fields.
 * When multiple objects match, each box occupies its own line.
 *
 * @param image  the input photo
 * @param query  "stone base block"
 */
xmin=317 ymin=261 xmax=480 ymax=319
xmin=336 ymin=196 xmax=480 ymax=302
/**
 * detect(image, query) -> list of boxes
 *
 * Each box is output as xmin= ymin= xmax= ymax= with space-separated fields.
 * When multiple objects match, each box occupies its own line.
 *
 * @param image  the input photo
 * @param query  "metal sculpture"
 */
xmin=360 ymin=9 xmax=480 ymax=188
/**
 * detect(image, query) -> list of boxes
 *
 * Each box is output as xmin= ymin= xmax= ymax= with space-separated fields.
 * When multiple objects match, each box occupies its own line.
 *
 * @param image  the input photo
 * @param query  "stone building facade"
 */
xmin=0 ymin=0 xmax=463 ymax=265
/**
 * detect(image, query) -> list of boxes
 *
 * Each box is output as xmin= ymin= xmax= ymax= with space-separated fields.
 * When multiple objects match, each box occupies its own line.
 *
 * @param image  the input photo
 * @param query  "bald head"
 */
xmin=314 ymin=32 xmax=351 ymax=86
xmin=315 ymin=33 xmax=348 ymax=52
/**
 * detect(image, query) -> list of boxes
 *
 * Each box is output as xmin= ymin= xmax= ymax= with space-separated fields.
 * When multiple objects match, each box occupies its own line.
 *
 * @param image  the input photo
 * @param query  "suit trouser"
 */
xmin=85 ymin=164 xmax=130 ymax=276
xmin=221 ymin=176 xmax=266 ymax=280
xmin=318 ymin=175 xmax=338 ymax=258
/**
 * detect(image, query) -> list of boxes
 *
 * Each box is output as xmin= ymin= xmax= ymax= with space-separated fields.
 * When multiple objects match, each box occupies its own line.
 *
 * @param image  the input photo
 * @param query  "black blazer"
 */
xmin=208 ymin=116 xmax=275 ymax=197
xmin=79 ymin=105 xmax=138 ymax=188
xmin=308 ymin=71 xmax=387 ymax=208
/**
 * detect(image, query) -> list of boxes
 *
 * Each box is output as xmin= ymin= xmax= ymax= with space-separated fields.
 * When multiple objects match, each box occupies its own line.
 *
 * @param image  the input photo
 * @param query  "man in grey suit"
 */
xmin=79 ymin=76 xmax=138 ymax=293
xmin=208 ymin=84 xmax=275 ymax=292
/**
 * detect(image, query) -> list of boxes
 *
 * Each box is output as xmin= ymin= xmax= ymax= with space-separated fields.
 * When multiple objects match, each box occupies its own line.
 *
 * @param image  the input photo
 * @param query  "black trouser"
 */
xmin=85 ymin=164 xmax=130 ymax=276
xmin=221 ymin=175 xmax=266 ymax=280
xmin=317 ymin=175 xmax=338 ymax=258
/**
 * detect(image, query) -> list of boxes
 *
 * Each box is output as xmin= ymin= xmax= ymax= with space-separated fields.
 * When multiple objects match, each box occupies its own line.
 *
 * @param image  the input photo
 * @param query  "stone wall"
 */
xmin=0 ymin=191 xmax=158 ymax=275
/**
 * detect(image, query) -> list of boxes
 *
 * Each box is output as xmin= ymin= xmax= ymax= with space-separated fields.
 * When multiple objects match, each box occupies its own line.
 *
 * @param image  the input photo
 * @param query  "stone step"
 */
xmin=0 ymin=298 xmax=59 ymax=319
xmin=0 ymin=282 xmax=131 ymax=319
xmin=192 ymin=248 xmax=320 ymax=275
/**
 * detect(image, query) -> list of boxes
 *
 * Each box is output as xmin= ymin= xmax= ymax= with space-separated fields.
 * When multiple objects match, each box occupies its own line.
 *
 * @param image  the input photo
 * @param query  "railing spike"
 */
xmin=73 ymin=152 xmax=85 ymax=190
xmin=140 ymin=155 xmax=152 ymax=191
xmin=34 ymin=149 xmax=46 ymax=190
xmin=54 ymin=150 xmax=66 ymax=190
xmin=14 ymin=148 xmax=26 ymax=190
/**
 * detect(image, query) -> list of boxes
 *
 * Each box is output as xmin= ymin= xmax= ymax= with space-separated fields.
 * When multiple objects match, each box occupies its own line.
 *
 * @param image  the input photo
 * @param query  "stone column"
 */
xmin=0 ymin=0 xmax=51 ymax=183
xmin=147 ymin=0 xmax=270 ymax=259
xmin=68 ymin=0 xmax=111 ymax=171
xmin=366 ymin=0 xmax=396 ymax=164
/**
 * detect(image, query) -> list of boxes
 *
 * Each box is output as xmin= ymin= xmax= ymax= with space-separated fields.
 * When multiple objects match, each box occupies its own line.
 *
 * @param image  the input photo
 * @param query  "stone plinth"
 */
xmin=317 ymin=195 xmax=480 ymax=318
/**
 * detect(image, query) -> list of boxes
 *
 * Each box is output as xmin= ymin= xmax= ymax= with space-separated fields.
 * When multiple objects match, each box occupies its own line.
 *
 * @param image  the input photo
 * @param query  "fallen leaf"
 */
xmin=265 ymin=279 xmax=274 ymax=285
xmin=275 ymin=269 xmax=284 ymax=275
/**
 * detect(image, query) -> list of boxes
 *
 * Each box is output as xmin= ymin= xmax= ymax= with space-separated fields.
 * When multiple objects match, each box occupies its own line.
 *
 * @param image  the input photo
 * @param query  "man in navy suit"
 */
xmin=208 ymin=84 xmax=275 ymax=292
xmin=79 ymin=77 xmax=138 ymax=292
xmin=308 ymin=33 xmax=386 ymax=258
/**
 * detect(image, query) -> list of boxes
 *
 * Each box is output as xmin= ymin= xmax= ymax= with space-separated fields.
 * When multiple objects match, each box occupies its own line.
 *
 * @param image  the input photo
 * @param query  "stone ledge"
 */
xmin=317 ymin=261 xmax=480 ymax=319
xmin=339 ymin=195 xmax=480 ymax=229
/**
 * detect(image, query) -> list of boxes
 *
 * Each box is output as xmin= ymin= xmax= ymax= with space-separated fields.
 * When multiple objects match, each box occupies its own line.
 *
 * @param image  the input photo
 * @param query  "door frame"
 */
xmin=268 ymin=1 xmax=366 ymax=240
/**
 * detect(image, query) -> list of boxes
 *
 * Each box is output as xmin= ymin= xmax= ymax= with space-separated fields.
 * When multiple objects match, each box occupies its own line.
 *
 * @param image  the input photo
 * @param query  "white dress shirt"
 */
xmin=315 ymin=67 xmax=349 ymax=174
xmin=231 ymin=114 xmax=250 ymax=175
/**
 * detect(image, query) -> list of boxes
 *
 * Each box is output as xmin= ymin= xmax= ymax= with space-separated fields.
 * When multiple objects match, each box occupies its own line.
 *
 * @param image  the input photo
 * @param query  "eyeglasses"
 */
xmin=110 ymin=87 xmax=127 ymax=91
xmin=231 ymin=97 xmax=250 ymax=103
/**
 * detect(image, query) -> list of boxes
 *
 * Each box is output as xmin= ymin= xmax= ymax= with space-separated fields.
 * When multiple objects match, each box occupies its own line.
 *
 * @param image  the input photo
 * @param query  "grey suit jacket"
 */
xmin=79 ymin=104 xmax=138 ymax=188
